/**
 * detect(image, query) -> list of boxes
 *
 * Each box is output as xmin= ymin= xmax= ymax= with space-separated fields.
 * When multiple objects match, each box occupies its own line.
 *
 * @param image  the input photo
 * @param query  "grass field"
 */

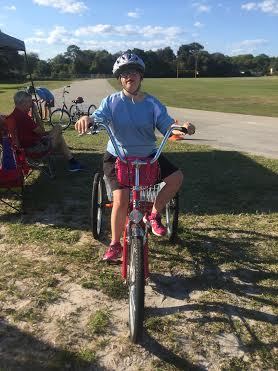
xmin=1 ymin=76 xmax=278 ymax=117
xmin=0 ymin=125 xmax=277 ymax=369
xmin=109 ymin=76 xmax=278 ymax=117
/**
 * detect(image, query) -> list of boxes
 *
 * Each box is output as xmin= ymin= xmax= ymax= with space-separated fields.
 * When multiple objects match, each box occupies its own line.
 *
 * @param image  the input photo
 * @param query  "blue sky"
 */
xmin=0 ymin=0 xmax=278 ymax=60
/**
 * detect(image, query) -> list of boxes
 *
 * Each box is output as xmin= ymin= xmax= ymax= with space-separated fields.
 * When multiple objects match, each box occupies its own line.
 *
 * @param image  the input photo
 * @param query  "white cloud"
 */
xmin=140 ymin=26 xmax=182 ymax=38
xmin=4 ymin=5 xmax=16 ymax=11
xmin=194 ymin=21 xmax=204 ymax=28
xmin=192 ymin=2 xmax=211 ymax=12
xmin=127 ymin=8 xmax=142 ymax=19
xmin=26 ymin=26 xmax=74 ymax=45
xmin=25 ymin=23 xmax=188 ymax=59
xmin=230 ymin=38 xmax=268 ymax=55
xmin=74 ymin=24 xmax=183 ymax=38
xmin=241 ymin=2 xmax=257 ymax=10
xmin=33 ymin=0 xmax=87 ymax=14
xmin=241 ymin=1 xmax=278 ymax=14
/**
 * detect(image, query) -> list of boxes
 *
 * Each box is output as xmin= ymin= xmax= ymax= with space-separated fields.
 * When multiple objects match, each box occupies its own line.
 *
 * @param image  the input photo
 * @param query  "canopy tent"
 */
xmin=0 ymin=31 xmax=25 ymax=52
xmin=0 ymin=31 xmax=41 ymax=117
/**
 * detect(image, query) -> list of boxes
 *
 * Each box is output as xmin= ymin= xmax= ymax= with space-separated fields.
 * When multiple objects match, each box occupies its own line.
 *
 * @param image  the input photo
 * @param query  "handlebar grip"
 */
xmin=180 ymin=127 xmax=188 ymax=134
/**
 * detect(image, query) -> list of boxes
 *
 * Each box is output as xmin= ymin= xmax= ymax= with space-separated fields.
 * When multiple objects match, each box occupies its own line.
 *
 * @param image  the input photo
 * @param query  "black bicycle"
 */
xmin=49 ymin=85 xmax=96 ymax=130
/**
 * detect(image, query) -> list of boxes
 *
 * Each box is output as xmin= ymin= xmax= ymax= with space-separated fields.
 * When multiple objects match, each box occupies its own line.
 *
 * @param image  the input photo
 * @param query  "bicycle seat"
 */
xmin=72 ymin=97 xmax=84 ymax=104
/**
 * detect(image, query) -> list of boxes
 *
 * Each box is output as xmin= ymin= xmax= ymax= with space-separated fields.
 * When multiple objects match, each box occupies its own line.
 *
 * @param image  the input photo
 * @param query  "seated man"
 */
xmin=28 ymin=86 xmax=55 ymax=120
xmin=7 ymin=91 xmax=83 ymax=172
xmin=0 ymin=113 xmax=5 ymax=133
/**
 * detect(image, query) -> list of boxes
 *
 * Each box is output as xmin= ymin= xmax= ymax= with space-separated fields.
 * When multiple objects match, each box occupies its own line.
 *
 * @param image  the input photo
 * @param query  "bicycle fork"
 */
xmin=121 ymin=163 xmax=150 ymax=280
xmin=121 ymin=221 xmax=150 ymax=280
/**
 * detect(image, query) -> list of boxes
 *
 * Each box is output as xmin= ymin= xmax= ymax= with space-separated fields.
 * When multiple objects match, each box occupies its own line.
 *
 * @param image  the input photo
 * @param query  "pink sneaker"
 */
xmin=145 ymin=212 xmax=167 ymax=236
xmin=103 ymin=242 xmax=122 ymax=262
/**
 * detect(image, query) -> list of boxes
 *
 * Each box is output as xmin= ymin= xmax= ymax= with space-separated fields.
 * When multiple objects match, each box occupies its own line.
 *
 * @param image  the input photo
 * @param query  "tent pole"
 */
xmin=24 ymin=50 xmax=42 ymax=119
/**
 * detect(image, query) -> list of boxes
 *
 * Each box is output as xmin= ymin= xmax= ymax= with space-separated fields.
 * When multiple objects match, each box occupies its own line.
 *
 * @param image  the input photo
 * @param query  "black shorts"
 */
xmin=46 ymin=99 xmax=55 ymax=108
xmin=103 ymin=151 xmax=179 ymax=192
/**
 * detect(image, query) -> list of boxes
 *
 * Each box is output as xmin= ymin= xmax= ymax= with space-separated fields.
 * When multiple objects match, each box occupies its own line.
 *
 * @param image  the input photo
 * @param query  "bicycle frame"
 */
xmin=60 ymin=86 xmax=70 ymax=111
xmin=91 ymin=119 xmax=186 ymax=279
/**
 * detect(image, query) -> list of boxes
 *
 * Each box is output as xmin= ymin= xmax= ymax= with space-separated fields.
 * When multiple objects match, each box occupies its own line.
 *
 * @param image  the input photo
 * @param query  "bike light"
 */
xmin=129 ymin=209 xmax=143 ymax=223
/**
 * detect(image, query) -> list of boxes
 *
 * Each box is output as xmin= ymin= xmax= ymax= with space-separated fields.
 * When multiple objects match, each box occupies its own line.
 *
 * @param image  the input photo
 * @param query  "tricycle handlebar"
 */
xmin=90 ymin=119 xmax=187 ymax=164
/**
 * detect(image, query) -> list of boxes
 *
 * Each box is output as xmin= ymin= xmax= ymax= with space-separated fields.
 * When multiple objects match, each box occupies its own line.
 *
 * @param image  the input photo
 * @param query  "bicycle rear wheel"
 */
xmin=165 ymin=193 xmax=179 ymax=241
xmin=128 ymin=235 xmax=145 ymax=343
xmin=49 ymin=109 xmax=71 ymax=130
xmin=69 ymin=104 xmax=83 ymax=122
xmin=91 ymin=172 xmax=108 ymax=240
xmin=88 ymin=104 xmax=97 ymax=116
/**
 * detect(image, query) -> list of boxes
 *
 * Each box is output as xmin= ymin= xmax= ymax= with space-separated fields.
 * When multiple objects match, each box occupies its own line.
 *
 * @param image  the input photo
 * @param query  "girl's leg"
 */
xmin=111 ymin=188 xmax=129 ymax=243
xmin=146 ymin=170 xmax=183 ymax=237
xmin=152 ymin=170 xmax=183 ymax=214
xmin=103 ymin=188 xmax=129 ymax=261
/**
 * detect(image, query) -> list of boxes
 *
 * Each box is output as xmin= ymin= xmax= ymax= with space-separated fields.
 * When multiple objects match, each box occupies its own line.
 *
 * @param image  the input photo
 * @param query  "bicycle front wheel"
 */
xmin=88 ymin=104 xmax=97 ymax=116
xmin=49 ymin=109 xmax=71 ymax=130
xmin=128 ymin=235 xmax=145 ymax=343
xmin=165 ymin=193 xmax=179 ymax=242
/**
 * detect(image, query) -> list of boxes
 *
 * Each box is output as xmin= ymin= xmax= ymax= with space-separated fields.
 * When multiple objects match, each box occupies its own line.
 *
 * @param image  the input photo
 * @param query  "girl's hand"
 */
xmin=75 ymin=115 xmax=92 ymax=135
xmin=182 ymin=121 xmax=196 ymax=135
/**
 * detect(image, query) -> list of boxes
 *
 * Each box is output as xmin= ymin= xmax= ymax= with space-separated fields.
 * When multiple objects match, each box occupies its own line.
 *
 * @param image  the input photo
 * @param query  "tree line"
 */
xmin=1 ymin=42 xmax=278 ymax=81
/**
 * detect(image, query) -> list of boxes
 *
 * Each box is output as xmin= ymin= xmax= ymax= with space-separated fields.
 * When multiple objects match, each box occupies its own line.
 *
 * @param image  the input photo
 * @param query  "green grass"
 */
xmin=109 ymin=76 xmax=278 ymax=117
xmin=87 ymin=309 xmax=111 ymax=335
xmin=1 ymin=76 xmax=278 ymax=117
xmin=0 ymin=87 xmax=277 ymax=368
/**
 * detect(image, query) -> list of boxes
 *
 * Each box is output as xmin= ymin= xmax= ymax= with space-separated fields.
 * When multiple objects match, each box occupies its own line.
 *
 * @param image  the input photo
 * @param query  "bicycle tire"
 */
xmin=91 ymin=172 xmax=107 ymax=240
xmin=49 ymin=109 xmax=71 ymax=130
xmin=165 ymin=193 xmax=179 ymax=242
xmin=69 ymin=104 xmax=78 ymax=123
xmin=88 ymin=104 xmax=97 ymax=116
xmin=128 ymin=235 xmax=145 ymax=343
xmin=69 ymin=104 xmax=77 ymax=117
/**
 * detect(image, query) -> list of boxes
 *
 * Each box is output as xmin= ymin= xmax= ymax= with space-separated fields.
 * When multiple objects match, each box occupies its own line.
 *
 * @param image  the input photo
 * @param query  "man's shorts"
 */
xmin=103 ymin=151 xmax=179 ymax=192
xmin=46 ymin=99 xmax=55 ymax=108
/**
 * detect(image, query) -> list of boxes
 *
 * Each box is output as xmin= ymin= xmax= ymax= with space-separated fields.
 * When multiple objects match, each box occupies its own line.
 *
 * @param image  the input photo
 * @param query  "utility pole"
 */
xmin=194 ymin=51 xmax=199 ymax=78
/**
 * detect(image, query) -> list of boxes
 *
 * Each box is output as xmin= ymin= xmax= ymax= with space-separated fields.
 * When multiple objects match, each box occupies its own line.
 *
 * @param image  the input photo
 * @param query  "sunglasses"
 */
xmin=120 ymin=70 xmax=140 ymax=78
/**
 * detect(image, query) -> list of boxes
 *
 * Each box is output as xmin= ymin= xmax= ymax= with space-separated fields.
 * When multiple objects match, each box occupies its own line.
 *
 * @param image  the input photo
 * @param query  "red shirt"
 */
xmin=9 ymin=108 xmax=42 ymax=148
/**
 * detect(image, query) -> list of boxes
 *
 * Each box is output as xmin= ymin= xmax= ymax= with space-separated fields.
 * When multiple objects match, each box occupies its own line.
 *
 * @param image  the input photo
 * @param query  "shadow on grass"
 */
xmin=141 ymin=331 xmax=204 ymax=370
xmin=0 ymin=317 xmax=97 ymax=370
xmin=168 ymin=149 xmax=278 ymax=215
xmin=145 ymin=224 xmax=277 ymax=365
xmin=150 ymin=223 xmax=278 ymax=307
xmin=1 ymin=148 xmax=277 ymax=227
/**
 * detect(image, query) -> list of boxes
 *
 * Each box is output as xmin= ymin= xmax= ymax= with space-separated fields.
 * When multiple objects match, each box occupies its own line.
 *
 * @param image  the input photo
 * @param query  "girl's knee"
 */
xmin=165 ymin=170 xmax=183 ymax=186
xmin=112 ymin=189 xmax=129 ymax=208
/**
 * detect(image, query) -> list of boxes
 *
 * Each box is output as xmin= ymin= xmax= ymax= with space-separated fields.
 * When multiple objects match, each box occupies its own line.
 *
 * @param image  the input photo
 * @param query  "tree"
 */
xmin=33 ymin=60 xmax=51 ymax=78
xmin=49 ymin=54 xmax=71 ymax=78
xmin=254 ymin=54 xmax=270 ymax=75
xmin=90 ymin=50 xmax=113 ymax=75
xmin=155 ymin=47 xmax=176 ymax=77
xmin=177 ymin=43 xmax=204 ymax=77
xmin=64 ymin=45 xmax=82 ymax=62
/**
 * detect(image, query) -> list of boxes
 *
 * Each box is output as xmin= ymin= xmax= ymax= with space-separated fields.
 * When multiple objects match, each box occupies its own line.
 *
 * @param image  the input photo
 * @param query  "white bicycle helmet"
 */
xmin=112 ymin=52 xmax=145 ymax=78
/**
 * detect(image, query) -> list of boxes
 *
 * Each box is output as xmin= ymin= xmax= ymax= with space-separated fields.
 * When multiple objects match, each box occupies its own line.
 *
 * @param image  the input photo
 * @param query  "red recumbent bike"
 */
xmin=90 ymin=119 xmax=187 ymax=343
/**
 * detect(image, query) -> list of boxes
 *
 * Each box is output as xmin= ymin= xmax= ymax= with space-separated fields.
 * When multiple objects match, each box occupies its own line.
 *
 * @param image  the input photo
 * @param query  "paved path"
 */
xmin=54 ymin=79 xmax=278 ymax=159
